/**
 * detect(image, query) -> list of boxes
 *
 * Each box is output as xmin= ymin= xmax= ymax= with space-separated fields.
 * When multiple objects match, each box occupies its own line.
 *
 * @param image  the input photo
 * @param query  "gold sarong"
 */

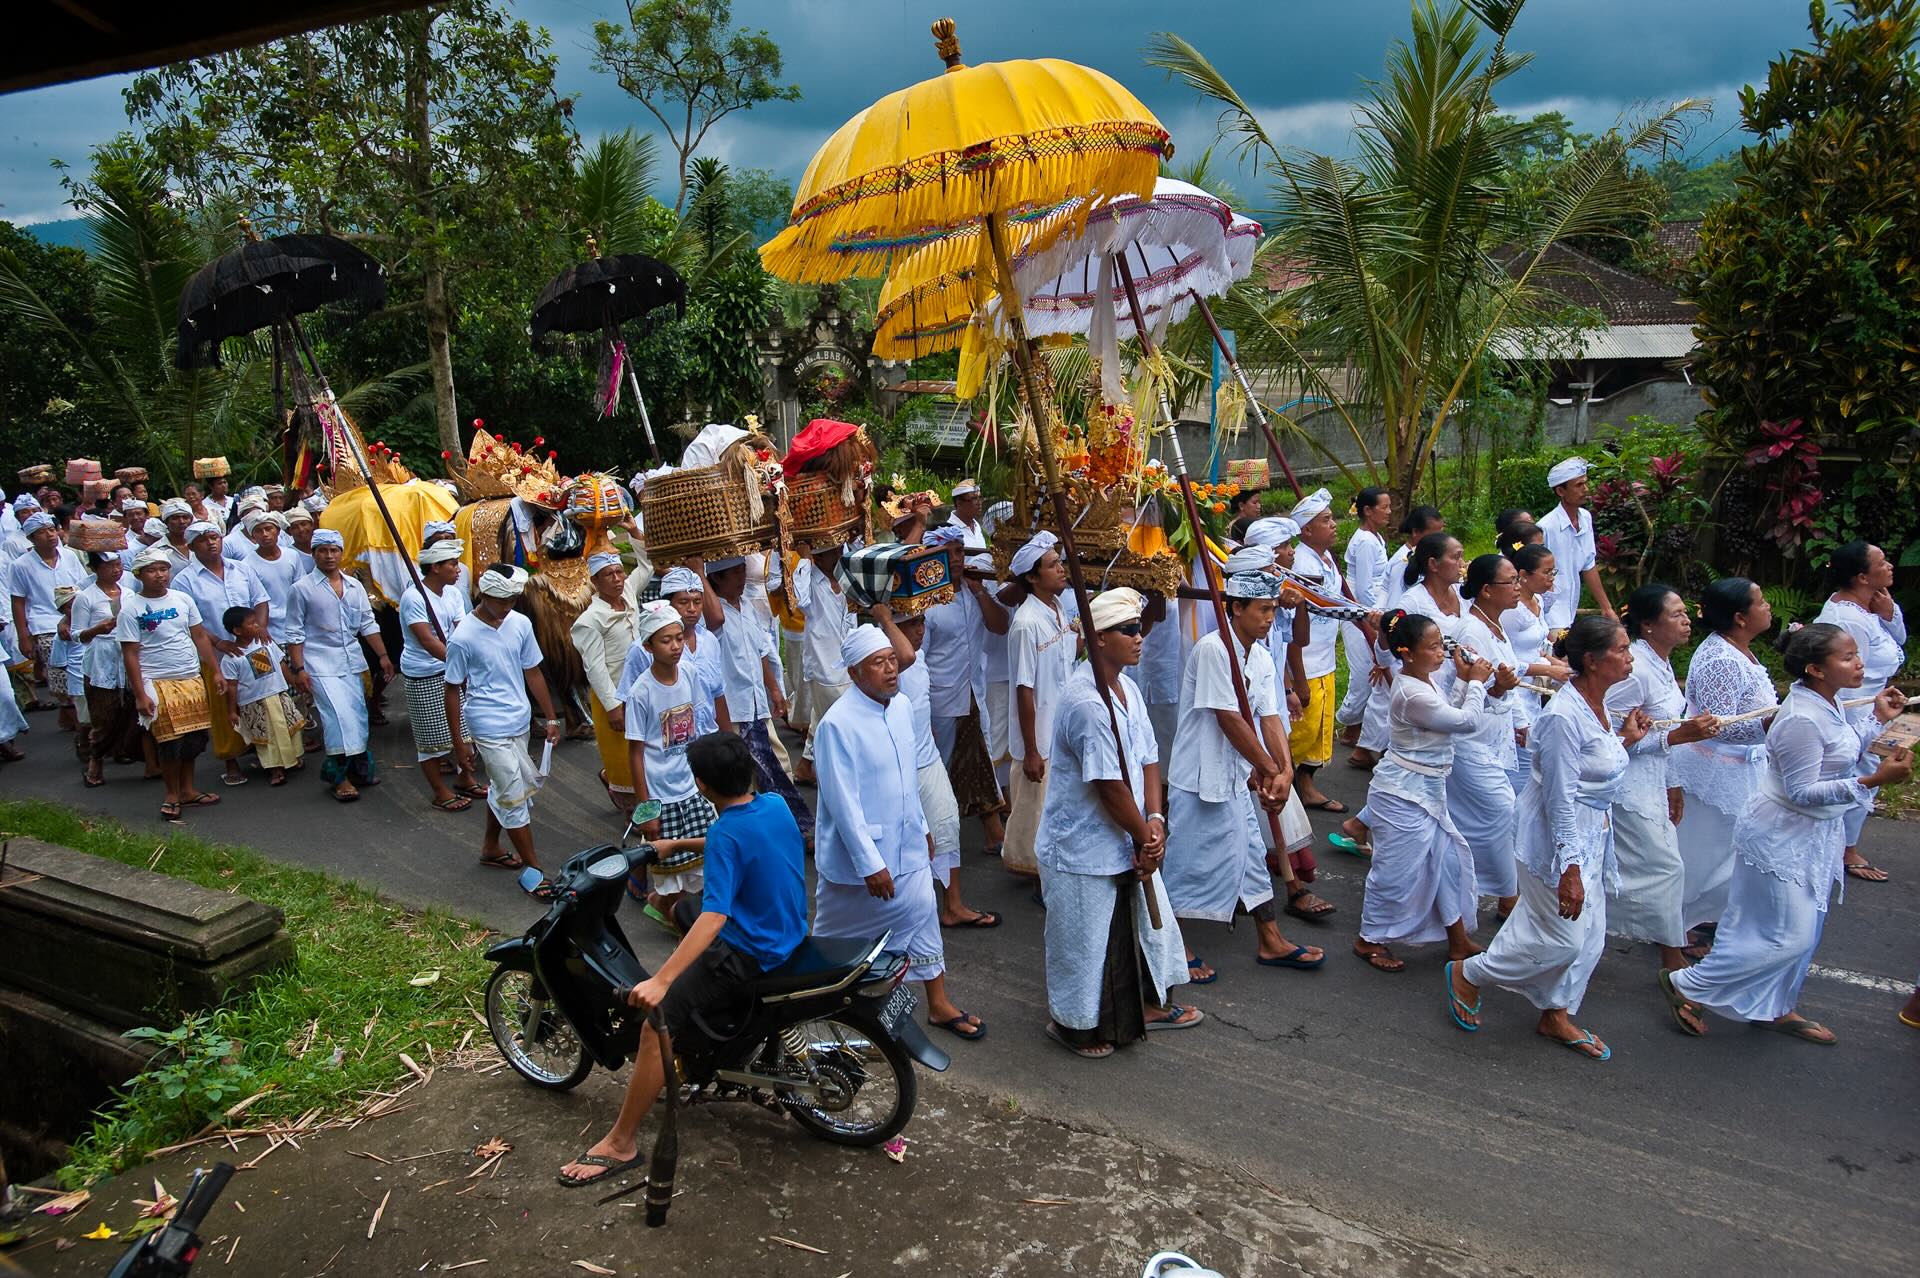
xmin=591 ymin=692 xmax=634 ymax=794
xmin=147 ymin=676 xmax=210 ymax=743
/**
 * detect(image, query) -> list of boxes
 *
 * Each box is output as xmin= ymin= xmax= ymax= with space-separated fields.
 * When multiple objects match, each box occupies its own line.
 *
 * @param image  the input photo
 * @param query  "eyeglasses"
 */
xmin=1104 ymin=622 xmax=1144 ymax=637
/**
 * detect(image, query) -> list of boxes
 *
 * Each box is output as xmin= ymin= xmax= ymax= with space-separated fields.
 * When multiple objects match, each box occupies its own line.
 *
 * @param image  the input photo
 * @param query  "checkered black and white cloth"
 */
xmin=837 ymin=543 xmax=920 ymax=609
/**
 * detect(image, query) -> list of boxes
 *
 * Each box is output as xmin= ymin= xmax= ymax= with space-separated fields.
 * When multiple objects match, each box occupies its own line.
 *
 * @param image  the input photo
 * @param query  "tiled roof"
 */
xmin=1507 ymin=243 xmax=1696 ymax=326
xmin=1651 ymin=219 xmax=1704 ymax=260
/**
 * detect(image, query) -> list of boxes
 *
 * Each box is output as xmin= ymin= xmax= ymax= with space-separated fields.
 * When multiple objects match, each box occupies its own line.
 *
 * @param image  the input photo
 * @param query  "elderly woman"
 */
xmin=399 ymin=537 xmax=480 ymax=811
xmin=1812 ymin=541 xmax=1908 ymax=882
xmin=572 ymin=551 xmax=638 ymax=812
xmin=117 ymin=545 xmax=226 ymax=819
xmin=1663 ymin=624 xmax=1911 ymax=1044
xmin=287 ymin=529 xmax=394 ymax=802
xmin=1446 ymin=616 xmax=1649 ymax=1061
xmin=1604 ymin=584 xmax=1721 ymax=984
xmin=1672 ymin=578 xmax=1777 ymax=942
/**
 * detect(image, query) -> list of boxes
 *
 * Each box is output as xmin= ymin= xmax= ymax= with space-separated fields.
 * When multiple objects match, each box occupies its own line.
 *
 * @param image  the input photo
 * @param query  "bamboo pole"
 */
xmin=1190 ymin=291 xmax=1303 ymax=500
xmin=1117 ymin=257 xmax=1298 ymax=890
xmin=985 ymin=211 xmax=1163 ymax=928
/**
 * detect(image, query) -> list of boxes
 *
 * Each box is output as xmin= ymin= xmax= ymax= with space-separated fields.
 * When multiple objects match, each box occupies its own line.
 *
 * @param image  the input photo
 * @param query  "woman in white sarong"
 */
xmin=1604 ymin=584 xmax=1722 ymax=978
xmin=1337 ymin=487 xmax=1393 ymax=767
xmin=1672 ymin=578 xmax=1777 ymax=938
xmin=1354 ymin=506 xmax=1446 ymax=771
xmin=1446 ymin=616 xmax=1648 ymax=1061
xmin=1452 ymin=554 xmax=1527 ymax=915
xmin=1355 ymin=611 xmax=1504 ymax=972
xmin=1663 ymin=623 xmax=1911 ymax=1044
xmin=1500 ymin=543 xmax=1569 ymax=801
xmin=1811 ymin=541 xmax=1908 ymax=881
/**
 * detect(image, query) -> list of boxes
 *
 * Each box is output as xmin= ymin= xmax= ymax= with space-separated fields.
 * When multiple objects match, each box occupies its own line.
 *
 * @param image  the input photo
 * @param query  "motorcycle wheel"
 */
xmin=776 ymin=1011 xmax=916 ymax=1147
xmin=484 ymin=966 xmax=593 ymax=1090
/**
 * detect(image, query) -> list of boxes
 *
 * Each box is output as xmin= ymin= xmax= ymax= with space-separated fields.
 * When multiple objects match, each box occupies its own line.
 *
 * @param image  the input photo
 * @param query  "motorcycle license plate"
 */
xmin=878 ymin=983 xmax=917 ymax=1032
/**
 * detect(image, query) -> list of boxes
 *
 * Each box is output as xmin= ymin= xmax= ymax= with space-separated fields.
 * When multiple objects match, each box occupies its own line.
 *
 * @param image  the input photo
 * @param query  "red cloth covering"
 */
xmin=781 ymin=418 xmax=860 ymax=479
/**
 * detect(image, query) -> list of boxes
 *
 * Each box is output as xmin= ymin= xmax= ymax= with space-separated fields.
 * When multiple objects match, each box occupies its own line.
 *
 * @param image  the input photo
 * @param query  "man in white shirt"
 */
xmin=696 ymin=553 xmax=811 ymax=842
xmin=445 ymin=564 xmax=564 ymax=873
xmin=811 ymin=625 xmax=986 ymax=1042
xmin=788 ymin=542 xmax=852 ymax=783
xmin=945 ymin=480 xmax=987 ymax=549
xmin=1002 ymin=531 xmax=1079 ymax=879
xmin=175 ymin=522 xmax=269 ymax=786
xmin=922 ymin=530 xmax=1010 ymax=854
xmin=286 ymin=529 xmax=393 ymax=802
xmin=201 ymin=472 xmax=234 ymax=527
xmin=1284 ymin=488 xmax=1348 ymax=812
xmin=9 ymin=510 xmax=89 ymax=726
xmin=1161 ymin=570 xmax=1329 ymax=982
xmin=1538 ymin=456 xmax=1615 ymax=630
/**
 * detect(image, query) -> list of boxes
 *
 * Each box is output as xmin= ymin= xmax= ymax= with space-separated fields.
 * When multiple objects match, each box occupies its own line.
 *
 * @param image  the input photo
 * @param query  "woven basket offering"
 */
xmin=114 ymin=466 xmax=149 ymax=486
xmin=786 ymin=471 xmax=869 ymax=548
xmin=17 ymin=465 xmax=54 ymax=487
xmin=65 ymin=458 xmax=103 ymax=487
xmin=68 ymin=517 xmax=127 ymax=552
xmin=82 ymin=479 xmax=115 ymax=503
xmin=640 ymin=462 xmax=781 ymax=566
xmin=192 ymin=456 xmax=231 ymax=480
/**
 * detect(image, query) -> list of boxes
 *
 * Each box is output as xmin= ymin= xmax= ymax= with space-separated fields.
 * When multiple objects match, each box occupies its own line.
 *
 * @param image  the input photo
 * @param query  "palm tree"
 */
xmin=1147 ymin=0 xmax=1701 ymax=500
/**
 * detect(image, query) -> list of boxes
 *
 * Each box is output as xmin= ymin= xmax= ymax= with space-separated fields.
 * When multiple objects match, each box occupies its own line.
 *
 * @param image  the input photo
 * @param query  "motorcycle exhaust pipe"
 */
xmin=644 ymin=1009 xmax=678 ymax=1228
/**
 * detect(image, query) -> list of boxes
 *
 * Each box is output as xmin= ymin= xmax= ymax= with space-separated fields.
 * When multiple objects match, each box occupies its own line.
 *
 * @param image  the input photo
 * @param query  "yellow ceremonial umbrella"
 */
xmin=758 ymin=19 xmax=1170 ymax=289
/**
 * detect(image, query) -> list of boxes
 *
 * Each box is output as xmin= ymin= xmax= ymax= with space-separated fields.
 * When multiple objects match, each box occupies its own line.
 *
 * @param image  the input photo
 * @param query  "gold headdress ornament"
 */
xmin=453 ymin=427 xmax=567 ymax=506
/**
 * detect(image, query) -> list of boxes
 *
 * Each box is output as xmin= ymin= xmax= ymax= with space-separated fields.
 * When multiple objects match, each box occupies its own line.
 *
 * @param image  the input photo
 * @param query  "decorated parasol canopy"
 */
xmin=757 ymin=18 xmax=1171 ymax=287
xmin=529 ymin=251 xmax=686 ymax=341
xmin=175 ymin=229 xmax=384 ymax=369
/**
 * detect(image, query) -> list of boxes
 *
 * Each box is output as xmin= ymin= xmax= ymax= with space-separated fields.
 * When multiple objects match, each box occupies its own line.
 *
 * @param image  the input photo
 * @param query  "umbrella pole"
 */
xmin=285 ymin=314 xmax=446 ymax=645
xmin=272 ymin=324 xmax=289 ymax=486
xmin=624 ymin=364 xmax=662 ymax=464
xmin=984 ymin=211 xmax=1163 ymax=930
xmin=1190 ymin=292 xmax=1303 ymax=500
xmin=1116 ymin=257 xmax=1298 ymax=892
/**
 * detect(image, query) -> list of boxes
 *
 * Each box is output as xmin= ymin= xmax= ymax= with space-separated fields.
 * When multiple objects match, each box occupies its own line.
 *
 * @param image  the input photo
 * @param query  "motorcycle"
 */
xmin=104 ymin=1162 xmax=232 ymax=1277
xmin=482 ymin=841 xmax=948 ymax=1166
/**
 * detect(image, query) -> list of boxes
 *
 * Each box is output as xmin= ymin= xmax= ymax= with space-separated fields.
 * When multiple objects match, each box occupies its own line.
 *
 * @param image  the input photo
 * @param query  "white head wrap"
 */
xmin=418 ymin=539 xmax=464 ymax=567
xmin=309 ymin=529 xmax=345 ymax=550
xmin=185 ymin=520 xmax=221 ymax=544
xmin=302 ymin=493 xmax=329 ymax=514
xmin=951 ymin=479 xmax=980 ymax=498
xmin=119 ymin=498 xmax=147 ymax=514
xmin=284 ymin=505 xmax=315 ymax=525
xmin=477 ymin=564 xmax=529 ymax=598
xmin=160 ymin=498 xmax=193 ymax=520
xmin=240 ymin=511 xmax=269 ymax=535
xmin=1547 ymin=456 xmax=1590 ymax=488
xmin=841 ymin=624 xmax=892 ymax=671
xmin=1224 ymin=571 xmax=1284 ymax=600
xmin=21 ymin=512 xmax=54 ymax=536
xmin=658 ymin=566 xmax=701 ymax=596
xmin=634 ymin=600 xmax=682 ymax=646
xmin=423 ymin=520 xmax=457 ymax=542
xmin=964 ymin=552 xmax=994 ymax=574
xmin=141 ymin=518 xmax=166 ymax=540
xmin=1088 ymin=587 xmax=1144 ymax=632
xmin=13 ymin=494 xmax=39 ymax=514
xmin=1289 ymin=487 xmax=1332 ymax=523
xmin=587 ymin=551 xmax=623 ymax=578
xmin=1244 ymin=516 xmax=1299 ymax=548
xmin=1222 ymin=545 xmax=1275 ymax=576
xmin=132 ymin=544 xmax=173 ymax=571
xmin=236 ymin=494 xmax=269 ymax=516
xmin=1009 ymin=530 xmax=1058 ymax=578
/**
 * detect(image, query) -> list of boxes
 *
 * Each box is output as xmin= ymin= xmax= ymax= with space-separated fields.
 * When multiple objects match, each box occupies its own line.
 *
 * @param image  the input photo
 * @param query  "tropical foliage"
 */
xmin=1146 ymin=0 xmax=1702 ymax=502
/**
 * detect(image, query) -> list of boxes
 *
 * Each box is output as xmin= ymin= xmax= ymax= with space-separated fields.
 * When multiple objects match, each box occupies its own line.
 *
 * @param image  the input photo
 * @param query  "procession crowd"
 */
xmin=4 ymin=451 xmax=1918 ymax=1189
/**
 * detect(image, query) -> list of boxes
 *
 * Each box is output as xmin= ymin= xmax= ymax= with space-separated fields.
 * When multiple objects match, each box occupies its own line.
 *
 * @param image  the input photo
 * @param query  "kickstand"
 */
xmin=595 ymin=1176 xmax=649 ymax=1207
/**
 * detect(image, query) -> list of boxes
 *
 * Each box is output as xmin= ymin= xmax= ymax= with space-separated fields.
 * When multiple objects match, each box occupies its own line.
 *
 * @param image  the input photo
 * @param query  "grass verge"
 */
xmin=0 ymin=800 xmax=494 ymax=1187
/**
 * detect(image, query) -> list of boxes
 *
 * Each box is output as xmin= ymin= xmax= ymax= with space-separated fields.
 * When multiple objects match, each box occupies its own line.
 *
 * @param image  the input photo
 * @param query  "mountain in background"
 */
xmin=23 ymin=218 xmax=89 ymax=249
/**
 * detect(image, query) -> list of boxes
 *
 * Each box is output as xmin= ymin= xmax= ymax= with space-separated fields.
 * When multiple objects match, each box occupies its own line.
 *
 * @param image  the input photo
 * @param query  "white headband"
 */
xmin=478 ymin=565 xmax=529 ymax=598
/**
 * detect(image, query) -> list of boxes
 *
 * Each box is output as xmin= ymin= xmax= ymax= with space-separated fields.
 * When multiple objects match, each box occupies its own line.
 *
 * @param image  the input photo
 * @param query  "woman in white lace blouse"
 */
xmin=1446 ymin=616 xmax=1650 ymax=1062
xmin=1452 ymin=554 xmax=1527 ymax=917
xmin=1672 ymin=578 xmax=1776 ymax=938
xmin=1354 ymin=611 xmax=1508 ymax=973
xmin=1603 ymin=585 xmax=1721 ymax=988
xmin=1811 ymin=541 xmax=1908 ymax=882
xmin=1499 ymin=543 xmax=1570 ymax=804
xmin=1663 ymin=623 xmax=1910 ymax=1044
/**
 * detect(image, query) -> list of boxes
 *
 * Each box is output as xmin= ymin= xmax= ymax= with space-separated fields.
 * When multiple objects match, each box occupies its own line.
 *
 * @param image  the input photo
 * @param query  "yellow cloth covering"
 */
xmin=145 ymin=676 xmax=210 ymax=743
xmin=321 ymin=479 xmax=459 ymax=606
xmin=1287 ymin=670 xmax=1336 ymax=768
xmin=590 ymin=692 xmax=634 ymax=795
xmin=203 ymin=670 xmax=245 ymax=759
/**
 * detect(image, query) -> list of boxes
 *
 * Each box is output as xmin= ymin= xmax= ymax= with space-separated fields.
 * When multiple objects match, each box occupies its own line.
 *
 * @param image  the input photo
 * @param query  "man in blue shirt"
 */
xmin=557 ymin=731 xmax=806 ymax=1188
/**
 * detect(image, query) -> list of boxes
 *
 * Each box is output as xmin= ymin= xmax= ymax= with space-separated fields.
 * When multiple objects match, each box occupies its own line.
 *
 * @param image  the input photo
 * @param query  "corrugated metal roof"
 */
xmin=1493 ymin=323 xmax=1698 ymax=361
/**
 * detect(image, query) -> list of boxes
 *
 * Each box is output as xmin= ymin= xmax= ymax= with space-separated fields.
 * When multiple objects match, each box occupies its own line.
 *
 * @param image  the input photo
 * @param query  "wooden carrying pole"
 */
xmin=985 ymin=211 xmax=1163 ymax=928
xmin=1117 ymin=257 xmax=1298 ymax=890
xmin=1190 ymin=291 xmax=1302 ymax=501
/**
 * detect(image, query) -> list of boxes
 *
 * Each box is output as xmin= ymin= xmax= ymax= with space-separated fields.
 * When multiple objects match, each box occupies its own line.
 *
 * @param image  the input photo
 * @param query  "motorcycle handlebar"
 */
xmin=175 ymin=1163 xmax=234 ymax=1232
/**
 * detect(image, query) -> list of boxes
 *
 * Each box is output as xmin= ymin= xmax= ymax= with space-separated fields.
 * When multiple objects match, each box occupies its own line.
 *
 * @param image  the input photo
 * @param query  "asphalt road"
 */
xmin=5 ymin=702 xmax=1919 ymax=1276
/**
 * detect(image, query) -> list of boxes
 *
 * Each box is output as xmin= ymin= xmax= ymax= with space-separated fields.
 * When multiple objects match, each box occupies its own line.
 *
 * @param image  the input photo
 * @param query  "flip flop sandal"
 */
xmin=478 ymin=851 xmax=525 ymax=870
xmin=1257 ymin=945 xmax=1326 ymax=970
xmin=1898 ymin=1010 xmax=1920 ymax=1030
xmin=1185 ymin=957 xmax=1218 ymax=986
xmin=1548 ymin=1030 xmax=1611 ymax=1060
xmin=222 ymin=774 xmax=250 ymax=786
xmin=1658 ymin=970 xmax=1706 ymax=1036
xmin=1284 ymin=891 xmax=1337 ymax=922
xmin=1145 ymin=1004 xmax=1205 ymax=1031
xmin=159 ymin=802 xmax=182 ymax=820
xmin=1757 ymin=1017 xmax=1836 ymax=1044
xmin=641 ymin=903 xmax=685 ymax=937
xmin=458 ymin=783 xmax=491 ymax=800
xmin=1443 ymin=961 xmax=1480 ymax=1033
xmin=1328 ymin=832 xmax=1372 ymax=857
xmin=1354 ymin=946 xmax=1405 ymax=973
xmin=556 ymin=1151 xmax=644 ymax=1188
xmin=1844 ymin=862 xmax=1888 ymax=881
xmin=1304 ymin=797 xmax=1349 ymax=813
xmin=941 ymin=910 xmax=1002 ymax=929
xmin=83 ymin=772 xmax=106 ymax=788
xmin=330 ymin=787 xmax=361 ymax=803
xmin=186 ymin=792 xmax=221 ymax=807
xmin=432 ymin=795 xmax=473 ymax=812
xmin=1044 ymin=1021 xmax=1113 ymax=1059
xmin=932 ymin=1012 xmax=987 ymax=1041
xmin=269 ymin=774 xmax=289 ymax=787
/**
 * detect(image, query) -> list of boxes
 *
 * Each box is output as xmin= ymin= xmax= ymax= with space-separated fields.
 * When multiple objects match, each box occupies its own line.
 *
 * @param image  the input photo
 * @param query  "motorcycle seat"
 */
xmin=742 ymin=935 xmax=881 ymax=998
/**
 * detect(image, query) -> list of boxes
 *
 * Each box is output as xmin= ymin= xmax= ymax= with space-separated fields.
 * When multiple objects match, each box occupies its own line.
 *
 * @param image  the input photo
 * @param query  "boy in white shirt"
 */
xmin=218 ymin=606 xmax=305 ymax=785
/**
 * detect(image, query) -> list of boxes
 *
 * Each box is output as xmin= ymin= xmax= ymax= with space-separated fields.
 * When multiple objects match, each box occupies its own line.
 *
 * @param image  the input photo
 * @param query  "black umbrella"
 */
xmin=528 ymin=252 xmax=685 ymax=341
xmin=531 ymin=250 xmax=686 ymax=462
xmin=176 ymin=231 xmax=385 ymax=369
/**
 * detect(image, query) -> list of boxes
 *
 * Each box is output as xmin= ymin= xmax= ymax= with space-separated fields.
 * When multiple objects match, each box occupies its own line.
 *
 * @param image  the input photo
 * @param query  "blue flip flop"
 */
xmin=1185 ymin=956 xmax=1219 ymax=985
xmin=1256 ymin=945 xmax=1325 ymax=970
xmin=1549 ymin=1030 xmax=1610 ymax=1060
xmin=1328 ymin=832 xmax=1372 ymax=857
xmin=1444 ymin=961 xmax=1481 ymax=1033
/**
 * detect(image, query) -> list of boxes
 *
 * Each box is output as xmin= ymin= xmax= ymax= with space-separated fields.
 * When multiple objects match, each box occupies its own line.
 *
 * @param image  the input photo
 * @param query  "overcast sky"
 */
xmin=1 ymin=0 xmax=1816 ymax=226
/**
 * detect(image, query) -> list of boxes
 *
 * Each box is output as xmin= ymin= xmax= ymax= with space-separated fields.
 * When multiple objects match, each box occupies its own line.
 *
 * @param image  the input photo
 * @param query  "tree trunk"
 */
xmin=406 ymin=13 xmax=462 ymax=468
